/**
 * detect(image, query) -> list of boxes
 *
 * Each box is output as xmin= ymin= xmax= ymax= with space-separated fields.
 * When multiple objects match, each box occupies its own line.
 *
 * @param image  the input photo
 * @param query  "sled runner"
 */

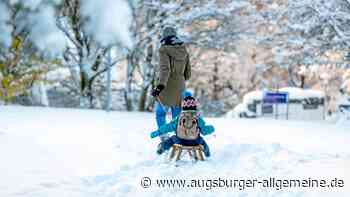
xmin=169 ymin=144 xmax=205 ymax=161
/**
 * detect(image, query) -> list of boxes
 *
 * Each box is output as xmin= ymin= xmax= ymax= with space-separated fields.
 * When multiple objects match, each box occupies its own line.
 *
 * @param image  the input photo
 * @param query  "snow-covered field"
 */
xmin=0 ymin=106 xmax=349 ymax=197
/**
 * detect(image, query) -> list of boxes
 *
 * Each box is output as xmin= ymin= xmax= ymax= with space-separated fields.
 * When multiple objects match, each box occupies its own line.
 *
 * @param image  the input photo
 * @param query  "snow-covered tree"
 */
xmin=56 ymin=0 xmax=132 ymax=108
xmin=1 ymin=0 xmax=350 ymax=116
xmin=0 ymin=0 xmax=65 ymax=105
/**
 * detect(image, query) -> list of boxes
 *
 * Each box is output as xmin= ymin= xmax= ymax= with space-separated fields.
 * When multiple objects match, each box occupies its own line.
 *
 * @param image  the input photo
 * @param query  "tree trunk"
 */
xmin=138 ymin=86 xmax=149 ymax=111
xmin=30 ymin=81 xmax=49 ymax=107
xmin=79 ymin=70 xmax=90 ymax=108
xmin=138 ymin=43 xmax=154 ymax=111
xmin=105 ymin=48 xmax=112 ymax=111
xmin=300 ymin=75 xmax=305 ymax=89
xmin=287 ymin=65 xmax=298 ymax=87
xmin=125 ymin=53 xmax=134 ymax=111
xmin=212 ymin=62 xmax=219 ymax=100
xmin=145 ymin=75 xmax=156 ymax=112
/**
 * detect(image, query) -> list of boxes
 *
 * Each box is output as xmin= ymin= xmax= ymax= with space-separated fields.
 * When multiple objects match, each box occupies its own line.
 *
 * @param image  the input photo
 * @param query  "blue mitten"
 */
xmin=150 ymin=131 xmax=159 ymax=138
xmin=201 ymin=125 xmax=215 ymax=135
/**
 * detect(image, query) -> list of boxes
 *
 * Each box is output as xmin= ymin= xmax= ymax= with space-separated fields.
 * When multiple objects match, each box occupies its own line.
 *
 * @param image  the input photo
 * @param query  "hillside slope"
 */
xmin=0 ymin=106 xmax=349 ymax=197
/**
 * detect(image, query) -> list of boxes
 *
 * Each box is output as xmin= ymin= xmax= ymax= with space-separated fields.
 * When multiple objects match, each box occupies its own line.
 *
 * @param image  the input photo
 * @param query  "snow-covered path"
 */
xmin=0 ymin=106 xmax=349 ymax=197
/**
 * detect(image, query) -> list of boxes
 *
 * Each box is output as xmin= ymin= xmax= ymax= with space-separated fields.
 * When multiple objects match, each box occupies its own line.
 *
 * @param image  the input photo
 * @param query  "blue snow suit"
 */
xmin=150 ymin=116 xmax=215 ymax=157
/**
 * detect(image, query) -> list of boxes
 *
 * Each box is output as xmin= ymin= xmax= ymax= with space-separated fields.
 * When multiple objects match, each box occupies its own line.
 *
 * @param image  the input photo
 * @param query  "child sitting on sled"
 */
xmin=150 ymin=96 xmax=215 ymax=157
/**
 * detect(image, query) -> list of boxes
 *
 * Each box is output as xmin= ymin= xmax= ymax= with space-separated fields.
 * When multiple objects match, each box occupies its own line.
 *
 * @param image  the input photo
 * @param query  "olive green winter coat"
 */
xmin=157 ymin=45 xmax=191 ymax=107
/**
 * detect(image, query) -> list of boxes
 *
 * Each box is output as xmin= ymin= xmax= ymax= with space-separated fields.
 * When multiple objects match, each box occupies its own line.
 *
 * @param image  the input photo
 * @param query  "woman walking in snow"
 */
xmin=151 ymin=26 xmax=191 ymax=142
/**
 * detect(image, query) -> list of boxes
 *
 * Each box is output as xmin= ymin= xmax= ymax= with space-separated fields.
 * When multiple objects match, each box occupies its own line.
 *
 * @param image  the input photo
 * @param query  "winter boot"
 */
xmin=202 ymin=144 xmax=210 ymax=157
xmin=156 ymin=142 xmax=165 ymax=155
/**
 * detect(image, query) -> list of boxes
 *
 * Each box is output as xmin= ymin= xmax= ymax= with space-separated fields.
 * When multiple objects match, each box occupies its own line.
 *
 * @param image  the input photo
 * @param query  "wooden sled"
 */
xmin=169 ymin=144 xmax=205 ymax=161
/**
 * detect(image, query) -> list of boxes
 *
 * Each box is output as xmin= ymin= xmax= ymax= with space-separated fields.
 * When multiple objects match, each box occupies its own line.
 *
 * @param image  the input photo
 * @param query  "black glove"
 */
xmin=151 ymin=84 xmax=165 ymax=97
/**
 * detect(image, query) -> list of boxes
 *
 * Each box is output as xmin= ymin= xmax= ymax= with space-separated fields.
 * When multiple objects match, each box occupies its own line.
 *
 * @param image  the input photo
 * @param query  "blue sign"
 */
xmin=263 ymin=92 xmax=289 ymax=104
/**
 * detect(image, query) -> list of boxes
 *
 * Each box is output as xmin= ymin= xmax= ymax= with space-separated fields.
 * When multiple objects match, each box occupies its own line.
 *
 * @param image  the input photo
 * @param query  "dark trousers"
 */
xmin=161 ymin=135 xmax=210 ymax=156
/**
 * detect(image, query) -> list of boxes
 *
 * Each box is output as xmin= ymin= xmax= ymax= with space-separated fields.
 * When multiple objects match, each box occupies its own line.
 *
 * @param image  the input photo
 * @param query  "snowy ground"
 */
xmin=0 ymin=106 xmax=349 ymax=197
